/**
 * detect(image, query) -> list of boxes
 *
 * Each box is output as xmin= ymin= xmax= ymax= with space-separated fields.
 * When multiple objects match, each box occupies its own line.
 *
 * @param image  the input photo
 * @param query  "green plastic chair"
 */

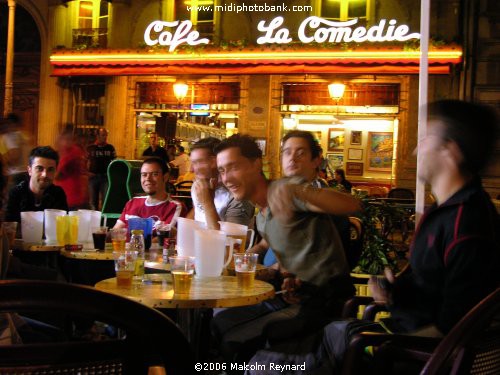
xmin=101 ymin=159 xmax=144 ymax=225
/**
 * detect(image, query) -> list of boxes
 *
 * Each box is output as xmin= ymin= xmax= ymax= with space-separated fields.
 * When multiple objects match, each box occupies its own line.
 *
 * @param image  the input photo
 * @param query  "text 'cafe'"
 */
xmin=50 ymin=14 xmax=462 ymax=188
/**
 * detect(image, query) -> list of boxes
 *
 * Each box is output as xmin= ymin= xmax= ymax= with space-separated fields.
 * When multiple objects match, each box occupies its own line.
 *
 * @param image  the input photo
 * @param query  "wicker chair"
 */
xmin=0 ymin=280 xmax=196 ymax=374
xmin=341 ymin=287 xmax=500 ymax=375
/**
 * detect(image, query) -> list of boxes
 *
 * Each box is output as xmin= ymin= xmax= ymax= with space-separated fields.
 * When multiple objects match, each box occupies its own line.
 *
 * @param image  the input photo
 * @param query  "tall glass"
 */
xmin=113 ymin=250 xmax=138 ymax=287
xmin=110 ymin=228 xmax=127 ymax=251
xmin=56 ymin=215 xmax=68 ymax=245
xmin=2 ymin=222 xmax=18 ymax=249
xmin=67 ymin=215 xmax=79 ymax=244
xmin=233 ymin=253 xmax=259 ymax=289
xmin=169 ymin=256 xmax=195 ymax=294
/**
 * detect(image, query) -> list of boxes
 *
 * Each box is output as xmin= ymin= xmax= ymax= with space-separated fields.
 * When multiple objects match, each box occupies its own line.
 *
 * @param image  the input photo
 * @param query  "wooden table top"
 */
xmin=60 ymin=249 xmax=115 ymax=260
xmin=95 ymin=274 xmax=275 ymax=309
xmin=12 ymin=239 xmax=63 ymax=252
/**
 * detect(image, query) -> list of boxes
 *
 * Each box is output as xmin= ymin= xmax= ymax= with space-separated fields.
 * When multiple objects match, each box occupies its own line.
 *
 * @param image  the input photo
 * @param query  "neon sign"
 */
xmin=258 ymin=16 xmax=420 ymax=44
xmin=144 ymin=20 xmax=209 ymax=52
xmin=144 ymin=17 xmax=420 ymax=52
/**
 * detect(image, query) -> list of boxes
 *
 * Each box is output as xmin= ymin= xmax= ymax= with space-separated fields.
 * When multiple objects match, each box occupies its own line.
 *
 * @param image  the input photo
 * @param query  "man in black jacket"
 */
xmin=5 ymin=146 xmax=68 ymax=223
xmin=247 ymin=100 xmax=499 ymax=374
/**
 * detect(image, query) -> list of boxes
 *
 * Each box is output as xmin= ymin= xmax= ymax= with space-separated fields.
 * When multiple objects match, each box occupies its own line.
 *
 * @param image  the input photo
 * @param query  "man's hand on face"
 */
xmin=192 ymin=178 xmax=216 ymax=206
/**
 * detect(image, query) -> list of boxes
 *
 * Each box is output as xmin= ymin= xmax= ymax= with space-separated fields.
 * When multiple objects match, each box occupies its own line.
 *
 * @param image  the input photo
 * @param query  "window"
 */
xmin=175 ymin=0 xmax=218 ymax=37
xmin=316 ymin=0 xmax=372 ymax=22
xmin=73 ymin=0 xmax=110 ymax=48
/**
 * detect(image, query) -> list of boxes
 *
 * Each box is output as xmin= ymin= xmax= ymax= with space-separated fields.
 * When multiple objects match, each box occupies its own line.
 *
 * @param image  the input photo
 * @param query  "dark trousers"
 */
xmin=88 ymin=174 xmax=108 ymax=211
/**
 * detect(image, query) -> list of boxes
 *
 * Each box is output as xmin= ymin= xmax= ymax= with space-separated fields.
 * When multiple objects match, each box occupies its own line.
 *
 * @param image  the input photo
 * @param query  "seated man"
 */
xmin=188 ymin=137 xmax=255 ymax=229
xmin=212 ymin=134 xmax=361 ymax=366
xmin=247 ymin=100 xmax=499 ymax=374
xmin=114 ymin=157 xmax=186 ymax=228
xmin=5 ymin=146 xmax=67 ymax=280
xmin=5 ymin=146 xmax=68 ymax=223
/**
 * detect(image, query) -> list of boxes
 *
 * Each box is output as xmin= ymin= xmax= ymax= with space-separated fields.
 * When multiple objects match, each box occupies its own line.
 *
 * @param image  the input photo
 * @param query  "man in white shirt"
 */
xmin=169 ymin=145 xmax=191 ymax=177
xmin=188 ymin=137 xmax=254 ymax=229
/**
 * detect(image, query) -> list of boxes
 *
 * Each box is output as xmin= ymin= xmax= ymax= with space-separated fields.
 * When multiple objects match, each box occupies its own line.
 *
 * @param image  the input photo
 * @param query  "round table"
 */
xmin=60 ymin=249 xmax=114 ymax=260
xmin=60 ymin=249 xmax=115 ymax=285
xmin=95 ymin=274 xmax=275 ymax=309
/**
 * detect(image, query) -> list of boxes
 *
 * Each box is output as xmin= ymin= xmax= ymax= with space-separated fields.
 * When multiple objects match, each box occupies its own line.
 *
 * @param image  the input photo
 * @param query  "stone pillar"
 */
xmin=37 ymin=3 xmax=68 ymax=146
xmin=3 ymin=0 xmax=16 ymax=116
xmin=104 ymin=76 xmax=130 ymax=158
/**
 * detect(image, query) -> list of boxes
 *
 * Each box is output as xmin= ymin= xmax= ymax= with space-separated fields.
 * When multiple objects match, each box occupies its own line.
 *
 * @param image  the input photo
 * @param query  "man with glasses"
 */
xmin=114 ymin=158 xmax=186 ymax=229
xmin=189 ymin=137 xmax=254 ymax=229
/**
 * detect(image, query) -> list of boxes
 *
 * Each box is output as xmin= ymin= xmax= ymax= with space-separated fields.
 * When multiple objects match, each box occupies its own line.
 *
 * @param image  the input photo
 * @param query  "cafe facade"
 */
xmin=8 ymin=0 xmax=496 ymax=191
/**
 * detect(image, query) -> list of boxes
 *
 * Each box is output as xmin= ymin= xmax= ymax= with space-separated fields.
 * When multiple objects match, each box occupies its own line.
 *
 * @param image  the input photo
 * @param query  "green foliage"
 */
xmin=352 ymin=198 xmax=407 ymax=275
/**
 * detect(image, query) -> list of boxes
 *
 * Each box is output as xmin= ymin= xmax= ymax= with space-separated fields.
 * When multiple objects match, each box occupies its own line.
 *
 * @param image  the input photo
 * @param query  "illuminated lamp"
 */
xmin=173 ymin=81 xmax=189 ymax=102
xmin=328 ymin=83 xmax=346 ymax=101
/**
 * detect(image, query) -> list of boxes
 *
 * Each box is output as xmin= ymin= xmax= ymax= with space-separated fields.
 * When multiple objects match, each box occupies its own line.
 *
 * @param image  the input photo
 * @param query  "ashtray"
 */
xmin=64 ymin=244 xmax=83 ymax=251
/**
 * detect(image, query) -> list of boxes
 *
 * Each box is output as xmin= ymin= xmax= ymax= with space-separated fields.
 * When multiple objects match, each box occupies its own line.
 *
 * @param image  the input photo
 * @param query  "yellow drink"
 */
xmin=116 ymin=270 xmax=133 ymax=287
xmin=68 ymin=216 xmax=79 ymax=244
xmin=172 ymin=271 xmax=193 ymax=294
xmin=112 ymin=239 xmax=126 ymax=251
xmin=134 ymin=258 xmax=145 ymax=278
xmin=56 ymin=216 xmax=68 ymax=245
xmin=237 ymin=270 xmax=255 ymax=289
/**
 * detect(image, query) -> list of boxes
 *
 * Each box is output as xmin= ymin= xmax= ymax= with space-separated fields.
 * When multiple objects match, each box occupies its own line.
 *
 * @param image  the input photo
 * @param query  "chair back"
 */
xmin=347 ymin=216 xmax=363 ymax=270
xmin=0 ymin=280 xmax=195 ymax=374
xmin=421 ymin=287 xmax=500 ymax=375
xmin=173 ymin=180 xmax=194 ymax=197
xmin=388 ymin=188 xmax=415 ymax=200
xmin=102 ymin=159 xmax=143 ymax=221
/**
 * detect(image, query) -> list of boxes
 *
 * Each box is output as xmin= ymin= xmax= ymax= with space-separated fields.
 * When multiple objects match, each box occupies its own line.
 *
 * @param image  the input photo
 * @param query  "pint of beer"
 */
xmin=234 ymin=253 xmax=259 ymax=289
xmin=169 ymin=256 xmax=195 ymax=294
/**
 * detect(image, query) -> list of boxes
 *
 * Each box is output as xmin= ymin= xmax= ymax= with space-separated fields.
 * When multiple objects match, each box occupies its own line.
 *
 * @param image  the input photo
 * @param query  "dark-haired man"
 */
xmin=247 ymin=100 xmax=500 ymax=374
xmin=212 ymin=134 xmax=360 ymax=366
xmin=142 ymin=132 xmax=168 ymax=163
xmin=114 ymin=157 xmax=186 ymax=228
xmin=188 ymin=137 xmax=254 ymax=229
xmin=5 ymin=146 xmax=68 ymax=223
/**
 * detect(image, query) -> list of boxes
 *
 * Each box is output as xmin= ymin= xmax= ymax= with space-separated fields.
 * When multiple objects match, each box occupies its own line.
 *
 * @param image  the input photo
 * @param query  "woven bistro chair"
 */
xmin=0 ymin=280 xmax=196 ymax=375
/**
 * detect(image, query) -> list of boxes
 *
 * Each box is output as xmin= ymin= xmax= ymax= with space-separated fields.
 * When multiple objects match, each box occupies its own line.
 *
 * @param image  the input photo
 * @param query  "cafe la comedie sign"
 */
xmin=144 ymin=16 xmax=421 ymax=52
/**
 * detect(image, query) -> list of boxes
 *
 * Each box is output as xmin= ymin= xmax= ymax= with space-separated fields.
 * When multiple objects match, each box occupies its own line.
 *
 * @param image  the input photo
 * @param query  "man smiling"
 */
xmin=114 ymin=157 xmax=185 ymax=228
xmin=5 ymin=146 xmax=68 ymax=223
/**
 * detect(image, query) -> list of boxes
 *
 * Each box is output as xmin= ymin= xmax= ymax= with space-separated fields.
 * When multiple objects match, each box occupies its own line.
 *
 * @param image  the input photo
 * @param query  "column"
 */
xmin=3 ymin=0 xmax=16 ymax=116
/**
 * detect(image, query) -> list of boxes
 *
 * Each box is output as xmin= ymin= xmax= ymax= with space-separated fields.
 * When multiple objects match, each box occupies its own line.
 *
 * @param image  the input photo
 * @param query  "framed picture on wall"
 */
xmin=255 ymin=138 xmax=267 ymax=156
xmin=326 ymin=153 xmax=344 ymax=170
xmin=346 ymin=162 xmax=363 ymax=176
xmin=327 ymin=128 xmax=345 ymax=152
xmin=348 ymin=148 xmax=363 ymax=160
xmin=367 ymin=132 xmax=394 ymax=172
xmin=350 ymin=130 xmax=362 ymax=145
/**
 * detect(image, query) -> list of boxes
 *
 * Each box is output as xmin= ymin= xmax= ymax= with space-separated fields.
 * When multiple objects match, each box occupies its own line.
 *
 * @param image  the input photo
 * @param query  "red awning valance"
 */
xmin=50 ymin=46 xmax=462 ymax=76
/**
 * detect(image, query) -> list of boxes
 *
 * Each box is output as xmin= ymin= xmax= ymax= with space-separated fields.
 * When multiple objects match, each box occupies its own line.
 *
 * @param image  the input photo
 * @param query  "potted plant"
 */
xmin=352 ymin=198 xmax=408 ymax=276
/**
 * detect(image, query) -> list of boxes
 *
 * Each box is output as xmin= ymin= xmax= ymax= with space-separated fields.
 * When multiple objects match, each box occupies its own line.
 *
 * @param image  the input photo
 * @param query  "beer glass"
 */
xmin=233 ymin=253 xmax=259 ymax=289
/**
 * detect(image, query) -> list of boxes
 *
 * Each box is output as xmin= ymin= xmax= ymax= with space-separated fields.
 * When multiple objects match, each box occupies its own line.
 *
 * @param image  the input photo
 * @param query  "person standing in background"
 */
xmin=0 ymin=113 xmax=32 ymax=192
xmin=142 ymin=132 xmax=168 ymax=163
xmin=87 ymin=128 xmax=116 ymax=210
xmin=55 ymin=128 xmax=89 ymax=210
xmin=169 ymin=145 xmax=191 ymax=178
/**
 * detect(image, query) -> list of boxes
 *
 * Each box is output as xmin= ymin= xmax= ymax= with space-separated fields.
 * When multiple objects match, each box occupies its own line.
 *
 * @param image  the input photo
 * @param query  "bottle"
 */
xmin=163 ymin=237 xmax=176 ymax=263
xmin=130 ymin=229 xmax=145 ymax=279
